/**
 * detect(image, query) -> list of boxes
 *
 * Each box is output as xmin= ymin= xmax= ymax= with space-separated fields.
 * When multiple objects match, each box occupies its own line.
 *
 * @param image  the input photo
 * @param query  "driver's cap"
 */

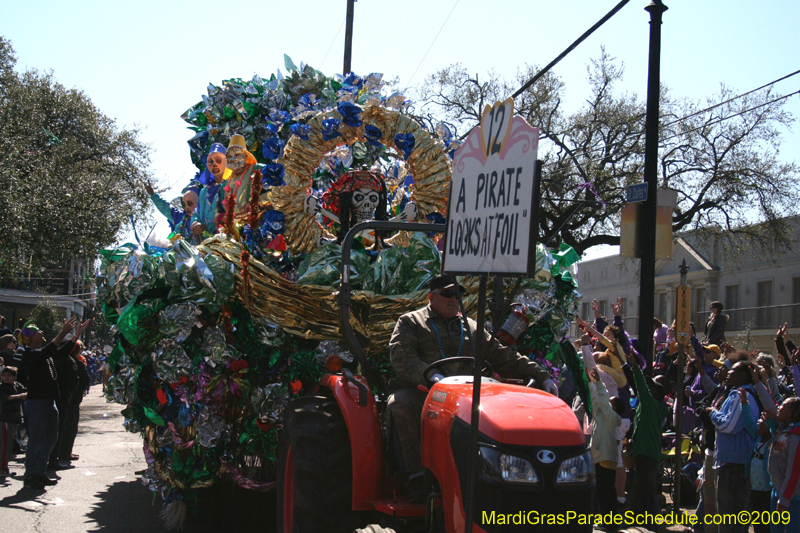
xmin=429 ymin=274 xmax=465 ymax=293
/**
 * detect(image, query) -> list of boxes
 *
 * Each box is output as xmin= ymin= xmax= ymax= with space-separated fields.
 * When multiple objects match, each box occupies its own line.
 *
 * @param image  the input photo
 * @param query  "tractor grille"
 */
xmin=449 ymin=417 xmax=593 ymax=533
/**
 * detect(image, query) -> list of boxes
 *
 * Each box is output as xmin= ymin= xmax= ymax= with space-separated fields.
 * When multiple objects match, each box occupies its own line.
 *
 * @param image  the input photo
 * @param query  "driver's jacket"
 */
xmin=389 ymin=304 xmax=551 ymax=390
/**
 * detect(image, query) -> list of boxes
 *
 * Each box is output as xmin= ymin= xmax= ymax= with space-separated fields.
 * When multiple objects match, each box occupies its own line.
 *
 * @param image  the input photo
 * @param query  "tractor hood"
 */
xmin=435 ymin=376 xmax=585 ymax=447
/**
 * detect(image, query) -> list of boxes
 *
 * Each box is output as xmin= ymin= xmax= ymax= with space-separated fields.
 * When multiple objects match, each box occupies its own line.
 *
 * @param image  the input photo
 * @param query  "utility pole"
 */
xmin=673 ymin=259 xmax=689 ymax=514
xmin=637 ymin=0 xmax=668 ymax=370
xmin=343 ymin=0 xmax=355 ymax=75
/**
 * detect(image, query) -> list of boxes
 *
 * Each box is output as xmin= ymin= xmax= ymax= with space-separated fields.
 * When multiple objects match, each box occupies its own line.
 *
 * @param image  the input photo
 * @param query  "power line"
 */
xmin=319 ymin=18 xmax=346 ymax=72
xmin=0 ymin=291 xmax=96 ymax=299
xmin=539 ymin=70 xmax=800 ymax=162
xmin=661 ymin=68 xmax=800 ymax=129
xmin=406 ymin=0 xmax=460 ymax=87
xmin=659 ymin=89 xmax=800 ymax=143
xmin=535 ymin=87 xmax=800 ymax=183
xmin=512 ymin=0 xmax=630 ymax=99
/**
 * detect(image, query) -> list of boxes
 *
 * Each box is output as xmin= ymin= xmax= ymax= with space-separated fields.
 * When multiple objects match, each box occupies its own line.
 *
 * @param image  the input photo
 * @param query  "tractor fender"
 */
xmin=320 ymin=373 xmax=384 ymax=510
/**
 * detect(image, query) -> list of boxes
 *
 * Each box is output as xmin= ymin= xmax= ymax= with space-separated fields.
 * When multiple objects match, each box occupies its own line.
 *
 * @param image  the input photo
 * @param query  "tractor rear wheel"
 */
xmin=277 ymin=394 xmax=360 ymax=533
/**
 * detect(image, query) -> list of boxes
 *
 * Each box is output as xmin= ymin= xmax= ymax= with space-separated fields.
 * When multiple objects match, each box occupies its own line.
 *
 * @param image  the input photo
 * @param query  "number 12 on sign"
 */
xmin=481 ymin=98 xmax=514 ymax=159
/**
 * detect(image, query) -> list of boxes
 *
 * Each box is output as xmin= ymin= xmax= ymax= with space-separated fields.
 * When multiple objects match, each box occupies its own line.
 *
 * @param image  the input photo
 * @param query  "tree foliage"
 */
xmin=0 ymin=36 xmax=152 ymax=279
xmin=28 ymin=297 xmax=65 ymax=341
xmin=415 ymin=49 xmax=798 ymax=255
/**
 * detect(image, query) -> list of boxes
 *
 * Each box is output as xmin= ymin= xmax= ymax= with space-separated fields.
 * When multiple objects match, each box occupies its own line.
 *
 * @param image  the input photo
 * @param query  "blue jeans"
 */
xmin=770 ymin=490 xmax=800 ymax=533
xmin=24 ymin=399 xmax=59 ymax=478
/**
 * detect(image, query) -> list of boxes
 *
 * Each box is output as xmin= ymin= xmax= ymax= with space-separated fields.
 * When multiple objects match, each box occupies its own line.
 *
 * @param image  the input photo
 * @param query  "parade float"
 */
xmin=96 ymin=56 xmax=584 ymax=525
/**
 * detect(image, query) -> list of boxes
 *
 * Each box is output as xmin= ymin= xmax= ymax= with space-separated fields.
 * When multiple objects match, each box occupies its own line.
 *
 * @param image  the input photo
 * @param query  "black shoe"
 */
xmin=35 ymin=474 xmax=57 ymax=486
xmin=52 ymin=462 xmax=74 ymax=471
xmin=23 ymin=478 xmax=46 ymax=490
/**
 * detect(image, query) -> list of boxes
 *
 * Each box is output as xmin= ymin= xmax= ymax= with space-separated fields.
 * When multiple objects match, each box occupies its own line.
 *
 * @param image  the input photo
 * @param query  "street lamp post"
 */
xmin=637 ymin=0 xmax=668 ymax=369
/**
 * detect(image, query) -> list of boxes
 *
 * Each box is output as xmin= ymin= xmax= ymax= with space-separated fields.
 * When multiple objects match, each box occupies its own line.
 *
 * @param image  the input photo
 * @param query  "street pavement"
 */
xmin=0 ymin=387 xmax=274 ymax=533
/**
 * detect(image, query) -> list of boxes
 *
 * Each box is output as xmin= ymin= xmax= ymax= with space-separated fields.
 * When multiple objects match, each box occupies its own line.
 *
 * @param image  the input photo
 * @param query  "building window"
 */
xmin=619 ymin=297 xmax=627 ymax=318
xmin=657 ymin=293 xmax=668 ymax=324
xmin=581 ymin=302 xmax=591 ymax=321
xmin=757 ymin=280 xmax=773 ymax=329
xmin=793 ymin=277 xmax=800 ymax=327
xmin=600 ymin=269 xmax=608 ymax=281
xmin=583 ymin=271 xmax=590 ymax=284
xmin=597 ymin=300 xmax=608 ymax=320
xmin=725 ymin=284 xmax=740 ymax=331
xmin=694 ymin=287 xmax=707 ymax=332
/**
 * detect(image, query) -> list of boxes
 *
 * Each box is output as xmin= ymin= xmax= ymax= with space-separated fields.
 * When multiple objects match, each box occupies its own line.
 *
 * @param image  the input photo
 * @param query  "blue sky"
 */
xmin=4 ymin=0 xmax=799 ymax=257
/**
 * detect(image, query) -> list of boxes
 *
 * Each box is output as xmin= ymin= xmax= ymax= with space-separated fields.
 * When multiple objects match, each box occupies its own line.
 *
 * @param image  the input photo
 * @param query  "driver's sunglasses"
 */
xmin=435 ymin=289 xmax=459 ymax=299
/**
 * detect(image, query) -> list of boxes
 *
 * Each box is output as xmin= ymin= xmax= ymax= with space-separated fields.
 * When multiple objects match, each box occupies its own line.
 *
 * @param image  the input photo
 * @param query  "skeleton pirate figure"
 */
xmin=303 ymin=166 xmax=389 ymax=246
xmin=327 ymin=166 xmax=390 ymax=245
xmin=304 ymin=165 xmax=420 ymax=247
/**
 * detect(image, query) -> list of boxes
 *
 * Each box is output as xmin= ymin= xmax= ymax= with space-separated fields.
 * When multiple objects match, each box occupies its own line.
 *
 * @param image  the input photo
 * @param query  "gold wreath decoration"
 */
xmin=271 ymin=105 xmax=452 ymax=254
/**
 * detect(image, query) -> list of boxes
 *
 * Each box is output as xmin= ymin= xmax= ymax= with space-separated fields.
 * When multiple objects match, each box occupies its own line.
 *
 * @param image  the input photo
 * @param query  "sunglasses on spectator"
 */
xmin=435 ymin=289 xmax=459 ymax=299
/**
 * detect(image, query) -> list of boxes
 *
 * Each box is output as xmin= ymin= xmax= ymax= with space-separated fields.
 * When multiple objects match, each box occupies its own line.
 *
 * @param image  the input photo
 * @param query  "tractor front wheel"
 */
xmin=277 ymin=395 xmax=360 ymax=533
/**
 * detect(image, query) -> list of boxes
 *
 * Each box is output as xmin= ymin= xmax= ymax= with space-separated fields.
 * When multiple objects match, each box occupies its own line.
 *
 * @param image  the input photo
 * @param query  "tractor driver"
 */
xmin=387 ymin=274 xmax=558 ymax=485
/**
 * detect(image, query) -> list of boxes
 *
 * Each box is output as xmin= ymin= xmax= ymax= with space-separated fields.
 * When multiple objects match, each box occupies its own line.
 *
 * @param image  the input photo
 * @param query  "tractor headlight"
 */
xmin=478 ymin=445 xmax=540 ymax=485
xmin=555 ymin=451 xmax=593 ymax=484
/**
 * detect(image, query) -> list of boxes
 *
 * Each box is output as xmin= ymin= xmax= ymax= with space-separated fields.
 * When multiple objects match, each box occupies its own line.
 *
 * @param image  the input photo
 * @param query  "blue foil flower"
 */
xmin=261 ymin=163 xmax=286 ymax=187
xmin=321 ymin=118 xmax=342 ymax=141
xmin=337 ymin=102 xmax=362 ymax=128
xmin=263 ymin=209 xmax=286 ymax=234
xmin=298 ymin=93 xmax=316 ymax=108
xmin=290 ymin=123 xmax=310 ymax=140
xmin=426 ymin=212 xmax=446 ymax=224
xmin=262 ymin=137 xmax=285 ymax=160
xmin=342 ymin=73 xmax=363 ymax=90
xmin=394 ymin=132 xmax=416 ymax=159
xmin=243 ymin=224 xmax=263 ymax=252
xmin=365 ymin=125 xmax=383 ymax=147
xmin=269 ymin=109 xmax=291 ymax=125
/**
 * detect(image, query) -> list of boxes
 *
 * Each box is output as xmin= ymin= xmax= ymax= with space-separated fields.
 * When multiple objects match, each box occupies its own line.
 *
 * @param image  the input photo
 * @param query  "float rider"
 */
xmin=191 ymin=142 xmax=231 ymax=239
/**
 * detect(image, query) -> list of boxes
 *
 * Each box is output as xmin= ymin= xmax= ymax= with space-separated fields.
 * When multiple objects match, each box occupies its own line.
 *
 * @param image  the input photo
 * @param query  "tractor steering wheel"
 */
xmin=422 ymin=357 xmax=495 ymax=388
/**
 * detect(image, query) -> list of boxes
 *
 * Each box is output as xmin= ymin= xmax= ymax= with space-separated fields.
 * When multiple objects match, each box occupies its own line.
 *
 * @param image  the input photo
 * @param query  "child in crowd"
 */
xmin=586 ymin=362 xmax=625 ymax=516
xmin=0 ymin=366 xmax=26 ymax=476
xmin=768 ymin=396 xmax=800 ymax=532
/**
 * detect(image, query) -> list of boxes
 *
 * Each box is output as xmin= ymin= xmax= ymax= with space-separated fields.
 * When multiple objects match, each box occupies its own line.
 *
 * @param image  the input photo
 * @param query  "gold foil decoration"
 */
xmin=273 ymin=106 xmax=452 ymax=255
xmin=201 ymin=238 xmax=484 ymax=357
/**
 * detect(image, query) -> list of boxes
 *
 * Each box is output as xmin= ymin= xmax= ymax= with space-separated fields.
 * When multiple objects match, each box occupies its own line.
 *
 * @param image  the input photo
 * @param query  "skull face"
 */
xmin=352 ymin=187 xmax=380 ymax=223
xmin=226 ymin=146 xmax=245 ymax=170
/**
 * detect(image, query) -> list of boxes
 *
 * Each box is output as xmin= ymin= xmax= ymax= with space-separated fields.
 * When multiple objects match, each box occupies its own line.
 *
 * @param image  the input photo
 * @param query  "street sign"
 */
xmin=442 ymin=98 xmax=539 ymax=275
xmin=626 ymin=182 xmax=648 ymax=203
xmin=675 ymin=284 xmax=691 ymax=345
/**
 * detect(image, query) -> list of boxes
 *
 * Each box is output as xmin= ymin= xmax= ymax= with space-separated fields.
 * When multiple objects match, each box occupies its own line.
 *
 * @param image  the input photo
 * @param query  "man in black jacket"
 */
xmin=20 ymin=318 xmax=90 ymax=490
xmin=53 ymin=342 xmax=91 ymax=468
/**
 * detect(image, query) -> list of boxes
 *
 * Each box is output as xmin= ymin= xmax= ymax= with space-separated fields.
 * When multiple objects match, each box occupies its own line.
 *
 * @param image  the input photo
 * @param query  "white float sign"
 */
xmin=443 ymin=98 xmax=539 ymax=275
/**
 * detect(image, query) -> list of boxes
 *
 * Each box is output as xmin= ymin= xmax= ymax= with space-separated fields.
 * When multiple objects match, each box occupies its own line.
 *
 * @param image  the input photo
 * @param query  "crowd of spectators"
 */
xmin=568 ymin=298 xmax=800 ymax=532
xmin=0 ymin=315 xmax=109 ymax=491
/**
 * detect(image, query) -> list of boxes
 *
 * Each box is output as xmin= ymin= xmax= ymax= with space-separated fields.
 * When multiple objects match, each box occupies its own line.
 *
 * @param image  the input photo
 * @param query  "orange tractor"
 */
xmin=276 ymin=221 xmax=593 ymax=532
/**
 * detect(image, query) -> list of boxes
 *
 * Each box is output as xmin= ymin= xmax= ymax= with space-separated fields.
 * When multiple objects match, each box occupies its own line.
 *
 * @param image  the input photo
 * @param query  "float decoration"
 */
xmin=98 ymin=58 xmax=582 ymax=528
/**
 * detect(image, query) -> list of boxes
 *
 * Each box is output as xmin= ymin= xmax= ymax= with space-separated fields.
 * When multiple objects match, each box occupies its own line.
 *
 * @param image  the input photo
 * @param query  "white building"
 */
xmin=0 ymin=257 xmax=93 ymax=329
xmin=575 ymin=222 xmax=800 ymax=353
